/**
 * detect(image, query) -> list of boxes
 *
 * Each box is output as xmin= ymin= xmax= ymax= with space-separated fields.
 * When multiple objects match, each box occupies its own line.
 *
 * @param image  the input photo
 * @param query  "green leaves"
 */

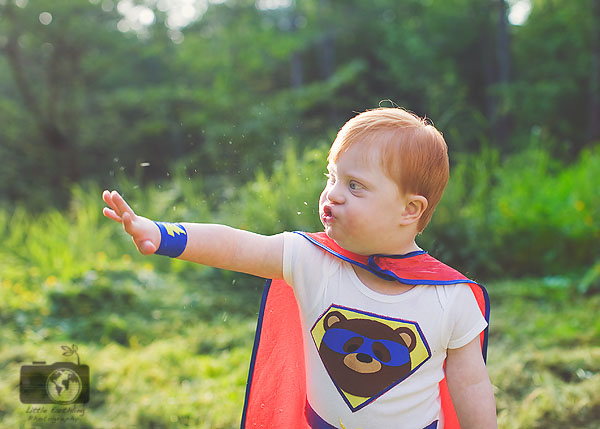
xmin=61 ymin=343 xmax=80 ymax=365
xmin=420 ymin=144 xmax=600 ymax=278
xmin=1 ymin=0 xmax=597 ymax=211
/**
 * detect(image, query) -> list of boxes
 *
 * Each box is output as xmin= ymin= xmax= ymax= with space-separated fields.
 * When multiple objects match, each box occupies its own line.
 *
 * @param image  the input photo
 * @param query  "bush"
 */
xmin=220 ymin=142 xmax=327 ymax=235
xmin=218 ymin=141 xmax=599 ymax=280
xmin=1 ymin=142 xmax=599 ymax=429
xmin=421 ymin=144 xmax=600 ymax=279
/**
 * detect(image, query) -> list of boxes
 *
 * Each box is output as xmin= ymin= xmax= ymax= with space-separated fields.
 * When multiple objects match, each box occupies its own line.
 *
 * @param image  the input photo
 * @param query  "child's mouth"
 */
xmin=321 ymin=205 xmax=334 ymax=224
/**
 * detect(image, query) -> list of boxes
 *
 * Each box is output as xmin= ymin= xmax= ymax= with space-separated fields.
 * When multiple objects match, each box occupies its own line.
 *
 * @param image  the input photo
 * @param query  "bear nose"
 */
xmin=356 ymin=353 xmax=373 ymax=363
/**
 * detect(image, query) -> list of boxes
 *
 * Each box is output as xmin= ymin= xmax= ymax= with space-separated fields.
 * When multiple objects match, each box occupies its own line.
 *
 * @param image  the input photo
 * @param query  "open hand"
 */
xmin=102 ymin=190 xmax=160 ymax=255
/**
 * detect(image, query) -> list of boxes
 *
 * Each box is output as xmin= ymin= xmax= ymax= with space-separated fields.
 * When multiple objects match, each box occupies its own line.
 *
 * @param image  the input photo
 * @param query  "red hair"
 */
xmin=328 ymin=108 xmax=449 ymax=232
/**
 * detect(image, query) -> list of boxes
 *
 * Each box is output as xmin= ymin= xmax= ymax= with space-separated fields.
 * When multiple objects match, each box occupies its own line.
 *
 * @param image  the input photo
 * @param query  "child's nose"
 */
xmin=325 ymin=182 xmax=345 ymax=204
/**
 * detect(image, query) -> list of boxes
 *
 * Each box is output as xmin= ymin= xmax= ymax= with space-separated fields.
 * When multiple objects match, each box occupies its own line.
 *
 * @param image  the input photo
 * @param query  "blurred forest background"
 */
xmin=0 ymin=0 xmax=599 ymax=427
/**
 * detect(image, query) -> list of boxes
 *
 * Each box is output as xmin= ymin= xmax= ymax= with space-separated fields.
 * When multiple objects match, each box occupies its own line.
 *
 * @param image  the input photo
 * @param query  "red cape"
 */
xmin=242 ymin=232 xmax=489 ymax=428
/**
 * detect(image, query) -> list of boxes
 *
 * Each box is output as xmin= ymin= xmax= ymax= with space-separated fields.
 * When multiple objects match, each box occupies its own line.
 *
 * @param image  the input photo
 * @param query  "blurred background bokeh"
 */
xmin=0 ymin=0 xmax=598 ymax=427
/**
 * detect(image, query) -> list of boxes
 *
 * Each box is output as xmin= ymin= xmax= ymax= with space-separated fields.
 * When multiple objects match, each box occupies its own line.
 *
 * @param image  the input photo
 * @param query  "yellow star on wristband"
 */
xmin=164 ymin=223 xmax=186 ymax=237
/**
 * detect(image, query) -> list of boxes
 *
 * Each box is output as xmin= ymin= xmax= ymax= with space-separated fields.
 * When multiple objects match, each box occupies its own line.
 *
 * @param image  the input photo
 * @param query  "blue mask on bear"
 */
xmin=322 ymin=328 xmax=411 ymax=367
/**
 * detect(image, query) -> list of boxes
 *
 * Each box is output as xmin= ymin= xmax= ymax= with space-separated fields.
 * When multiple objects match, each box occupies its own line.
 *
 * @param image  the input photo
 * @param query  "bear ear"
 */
xmin=323 ymin=311 xmax=346 ymax=330
xmin=395 ymin=327 xmax=417 ymax=352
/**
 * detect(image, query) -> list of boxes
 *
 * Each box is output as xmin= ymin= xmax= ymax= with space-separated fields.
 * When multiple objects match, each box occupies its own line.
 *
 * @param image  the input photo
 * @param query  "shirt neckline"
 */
xmin=344 ymin=261 xmax=424 ymax=303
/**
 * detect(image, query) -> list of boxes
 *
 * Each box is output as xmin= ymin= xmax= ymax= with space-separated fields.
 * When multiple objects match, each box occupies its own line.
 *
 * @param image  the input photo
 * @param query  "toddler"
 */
xmin=102 ymin=107 xmax=496 ymax=428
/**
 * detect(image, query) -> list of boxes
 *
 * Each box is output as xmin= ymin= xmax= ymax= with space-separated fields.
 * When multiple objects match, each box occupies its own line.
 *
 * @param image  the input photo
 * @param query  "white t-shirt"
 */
xmin=282 ymin=232 xmax=487 ymax=429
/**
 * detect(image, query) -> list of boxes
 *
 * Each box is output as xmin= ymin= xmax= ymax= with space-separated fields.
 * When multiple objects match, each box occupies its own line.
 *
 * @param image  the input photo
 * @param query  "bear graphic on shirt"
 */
xmin=311 ymin=305 xmax=431 ymax=411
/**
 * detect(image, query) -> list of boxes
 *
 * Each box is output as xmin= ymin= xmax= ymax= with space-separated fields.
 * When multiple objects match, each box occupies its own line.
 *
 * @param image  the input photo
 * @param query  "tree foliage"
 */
xmin=0 ymin=0 xmax=597 ymax=208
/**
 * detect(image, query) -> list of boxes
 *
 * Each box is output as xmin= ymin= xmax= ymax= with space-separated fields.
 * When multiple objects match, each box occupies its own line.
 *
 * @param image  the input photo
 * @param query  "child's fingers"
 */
xmin=102 ymin=190 xmax=111 ymax=205
xmin=111 ymin=190 xmax=136 ymax=219
xmin=104 ymin=190 xmax=158 ymax=256
xmin=102 ymin=207 xmax=122 ymax=223
xmin=102 ymin=190 xmax=123 ymax=217
xmin=102 ymin=190 xmax=116 ymax=212
xmin=121 ymin=211 xmax=135 ymax=235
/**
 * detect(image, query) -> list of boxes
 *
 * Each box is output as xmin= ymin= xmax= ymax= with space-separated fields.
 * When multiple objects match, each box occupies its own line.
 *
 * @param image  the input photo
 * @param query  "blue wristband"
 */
xmin=154 ymin=222 xmax=188 ymax=258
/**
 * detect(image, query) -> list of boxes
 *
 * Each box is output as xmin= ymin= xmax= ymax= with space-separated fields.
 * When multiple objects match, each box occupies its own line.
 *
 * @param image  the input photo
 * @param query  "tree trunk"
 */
xmin=586 ymin=0 xmax=600 ymax=144
xmin=290 ymin=51 xmax=303 ymax=88
xmin=494 ymin=0 xmax=511 ymax=150
xmin=1 ymin=3 xmax=80 ymax=187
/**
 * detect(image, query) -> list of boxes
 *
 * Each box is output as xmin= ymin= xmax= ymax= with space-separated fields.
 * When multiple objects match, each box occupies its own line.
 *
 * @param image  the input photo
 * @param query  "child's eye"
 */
xmin=349 ymin=181 xmax=362 ymax=191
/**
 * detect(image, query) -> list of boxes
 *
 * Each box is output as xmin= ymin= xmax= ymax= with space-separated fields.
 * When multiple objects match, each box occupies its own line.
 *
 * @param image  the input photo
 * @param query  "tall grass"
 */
xmin=487 ymin=280 xmax=600 ymax=428
xmin=0 ymin=182 xmax=262 ymax=427
xmin=0 ymin=142 xmax=598 ymax=427
xmin=421 ymin=145 xmax=600 ymax=279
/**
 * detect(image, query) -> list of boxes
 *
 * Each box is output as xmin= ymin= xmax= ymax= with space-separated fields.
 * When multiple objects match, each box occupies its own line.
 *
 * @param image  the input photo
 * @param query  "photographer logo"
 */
xmin=20 ymin=344 xmax=89 ymax=405
xmin=46 ymin=367 xmax=83 ymax=404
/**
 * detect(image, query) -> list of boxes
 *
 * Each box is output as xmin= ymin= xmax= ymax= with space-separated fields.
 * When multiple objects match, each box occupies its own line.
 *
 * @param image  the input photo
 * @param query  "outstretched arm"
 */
xmin=445 ymin=337 xmax=497 ymax=429
xmin=102 ymin=190 xmax=284 ymax=279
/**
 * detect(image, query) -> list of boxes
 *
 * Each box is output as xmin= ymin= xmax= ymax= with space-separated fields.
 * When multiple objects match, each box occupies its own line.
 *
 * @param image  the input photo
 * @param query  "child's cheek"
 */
xmin=318 ymin=188 xmax=328 ymax=206
xmin=346 ymin=206 xmax=370 ymax=230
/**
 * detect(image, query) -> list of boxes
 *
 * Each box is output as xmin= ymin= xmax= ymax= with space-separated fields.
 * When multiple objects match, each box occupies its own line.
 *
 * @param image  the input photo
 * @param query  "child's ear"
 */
xmin=399 ymin=195 xmax=428 ymax=226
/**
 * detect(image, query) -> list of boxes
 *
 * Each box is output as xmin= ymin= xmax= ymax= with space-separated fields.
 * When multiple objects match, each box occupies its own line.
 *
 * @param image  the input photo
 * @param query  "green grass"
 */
xmin=2 ymin=270 xmax=598 ymax=428
xmin=0 ymin=187 xmax=267 ymax=428
xmin=0 ymin=265 xmax=264 ymax=429
xmin=0 ymin=169 xmax=598 ymax=427
xmin=487 ymin=280 xmax=600 ymax=428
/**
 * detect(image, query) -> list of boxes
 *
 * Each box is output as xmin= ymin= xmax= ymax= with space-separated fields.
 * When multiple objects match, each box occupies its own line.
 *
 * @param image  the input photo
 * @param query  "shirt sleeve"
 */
xmin=444 ymin=284 xmax=488 ymax=350
xmin=282 ymin=232 xmax=331 ymax=313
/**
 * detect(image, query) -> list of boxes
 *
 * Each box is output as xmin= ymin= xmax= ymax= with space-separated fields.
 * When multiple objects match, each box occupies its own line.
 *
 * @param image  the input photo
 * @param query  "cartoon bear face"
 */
xmin=318 ymin=311 xmax=417 ymax=398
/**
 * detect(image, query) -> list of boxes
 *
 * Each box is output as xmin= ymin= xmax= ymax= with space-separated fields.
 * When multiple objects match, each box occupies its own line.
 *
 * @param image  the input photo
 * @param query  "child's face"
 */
xmin=319 ymin=142 xmax=411 ymax=255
